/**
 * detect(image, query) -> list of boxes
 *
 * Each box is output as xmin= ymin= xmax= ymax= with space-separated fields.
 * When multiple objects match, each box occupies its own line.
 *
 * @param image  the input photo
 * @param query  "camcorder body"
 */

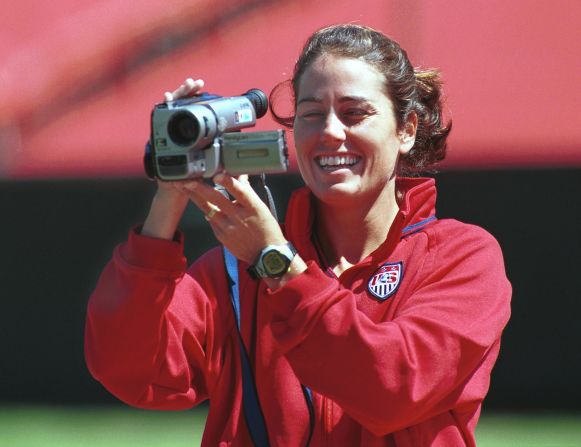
xmin=144 ymin=89 xmax=289 ymax=181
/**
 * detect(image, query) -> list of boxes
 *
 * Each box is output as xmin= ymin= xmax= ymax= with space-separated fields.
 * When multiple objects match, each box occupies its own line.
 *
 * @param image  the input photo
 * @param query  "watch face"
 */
xmin=263 ymin=250 xmax=289 ymax=276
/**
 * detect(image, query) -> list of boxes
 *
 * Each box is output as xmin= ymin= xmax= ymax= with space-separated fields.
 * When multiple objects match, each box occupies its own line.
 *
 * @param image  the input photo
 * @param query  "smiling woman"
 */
xmin=85 ymin=24 xmax=511 ymax=447
xmin=293 ymin=55 xmax=413 ymax=214
xmin=271 ymin=24 xmax=451 ymax=177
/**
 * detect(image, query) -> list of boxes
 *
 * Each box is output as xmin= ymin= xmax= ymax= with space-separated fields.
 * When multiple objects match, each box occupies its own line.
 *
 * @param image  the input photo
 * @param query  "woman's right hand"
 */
xmin=163 ymin=77 xmax=205 ymax=102
xmin=141 ymin=78 xmax=205 ymax=240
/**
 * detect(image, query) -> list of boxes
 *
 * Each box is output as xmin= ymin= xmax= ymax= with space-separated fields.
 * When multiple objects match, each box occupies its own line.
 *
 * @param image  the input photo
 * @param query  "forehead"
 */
xmin=296 ymin=55 xmax=387 ymax=101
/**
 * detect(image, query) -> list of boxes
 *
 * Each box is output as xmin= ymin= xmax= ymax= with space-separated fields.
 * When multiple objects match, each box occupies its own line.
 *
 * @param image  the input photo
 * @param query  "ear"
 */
xmin=398 ymin=112 xmax=417 ymax=155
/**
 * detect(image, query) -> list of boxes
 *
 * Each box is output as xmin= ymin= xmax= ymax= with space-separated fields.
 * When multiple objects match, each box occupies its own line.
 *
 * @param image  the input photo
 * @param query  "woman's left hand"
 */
xmin=180 ymin=173 xmax=287 ymax=264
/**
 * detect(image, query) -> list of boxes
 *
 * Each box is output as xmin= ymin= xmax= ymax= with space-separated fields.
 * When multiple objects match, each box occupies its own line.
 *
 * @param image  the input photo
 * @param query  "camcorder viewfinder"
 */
xmin=144 ymin=89 xmax=289 ymax=181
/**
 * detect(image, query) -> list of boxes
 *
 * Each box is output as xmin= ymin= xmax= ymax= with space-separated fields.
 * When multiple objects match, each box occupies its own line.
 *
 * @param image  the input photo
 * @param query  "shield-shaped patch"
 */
xmin=367 ymin=262 xmax=404 ymax=301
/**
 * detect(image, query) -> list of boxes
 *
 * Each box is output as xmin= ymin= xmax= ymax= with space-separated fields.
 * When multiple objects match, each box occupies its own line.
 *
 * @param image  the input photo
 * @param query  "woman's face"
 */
xmin=293 ymin=55 xmax=415 ymax=206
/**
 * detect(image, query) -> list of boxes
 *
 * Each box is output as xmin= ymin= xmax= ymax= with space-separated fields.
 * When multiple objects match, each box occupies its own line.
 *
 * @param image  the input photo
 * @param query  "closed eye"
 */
xmin=344 ymin=109 xmax=368 ymax=116
xmin=298 ymin=110 xmax=325 ymax=120
xmin=342 ymin=108 xmax=373 ymax=124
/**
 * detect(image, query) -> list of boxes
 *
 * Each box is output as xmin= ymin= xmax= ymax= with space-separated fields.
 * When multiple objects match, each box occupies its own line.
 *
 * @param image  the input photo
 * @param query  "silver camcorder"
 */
xmin=144 ymin=89 xmax=289 ymax=181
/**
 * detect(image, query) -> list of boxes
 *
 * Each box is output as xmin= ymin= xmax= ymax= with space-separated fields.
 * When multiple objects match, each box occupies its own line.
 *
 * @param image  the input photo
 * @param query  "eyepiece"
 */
xmin=167 ymin=111 xmax=200 ymax=146
xmin=244 ymin=89 xmax=268 ymax=119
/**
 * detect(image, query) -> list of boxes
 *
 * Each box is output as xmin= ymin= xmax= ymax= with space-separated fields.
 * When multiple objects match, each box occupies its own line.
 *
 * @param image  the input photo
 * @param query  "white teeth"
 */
xmin=318 ymin=155 xmax=359 ymax=167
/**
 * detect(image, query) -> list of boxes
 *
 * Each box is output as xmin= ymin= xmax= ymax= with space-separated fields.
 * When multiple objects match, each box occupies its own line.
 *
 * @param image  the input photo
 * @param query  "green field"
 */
xmin=1 ymin=406 xmax=580 ymax=446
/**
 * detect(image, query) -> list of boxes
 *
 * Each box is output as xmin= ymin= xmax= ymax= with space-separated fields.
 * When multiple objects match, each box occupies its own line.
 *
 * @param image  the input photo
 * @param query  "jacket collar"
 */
xmin=284 ymin=177 xmax=437 ymax=263
xmin=396 ymin=177 xmax=437 ymax=236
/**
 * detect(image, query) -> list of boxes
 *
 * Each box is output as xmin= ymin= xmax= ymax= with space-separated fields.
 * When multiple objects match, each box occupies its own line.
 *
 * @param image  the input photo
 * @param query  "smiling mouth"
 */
xmin=316 ymin=155 xmax=361 ymax=171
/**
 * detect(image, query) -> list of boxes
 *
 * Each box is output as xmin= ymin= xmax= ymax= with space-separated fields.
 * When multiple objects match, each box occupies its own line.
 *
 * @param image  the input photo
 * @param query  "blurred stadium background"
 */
xmin=1 ymin=0 xmax=580 ymax=445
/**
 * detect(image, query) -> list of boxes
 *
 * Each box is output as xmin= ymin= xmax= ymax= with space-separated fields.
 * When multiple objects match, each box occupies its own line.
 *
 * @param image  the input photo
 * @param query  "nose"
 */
xmin=321 ymin=111 xmax=346 ymax=144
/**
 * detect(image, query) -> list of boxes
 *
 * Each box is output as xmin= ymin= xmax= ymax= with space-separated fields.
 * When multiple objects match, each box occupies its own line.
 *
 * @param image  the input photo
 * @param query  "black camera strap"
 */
xmin=249 ymin=174 xmax=278 ymax=220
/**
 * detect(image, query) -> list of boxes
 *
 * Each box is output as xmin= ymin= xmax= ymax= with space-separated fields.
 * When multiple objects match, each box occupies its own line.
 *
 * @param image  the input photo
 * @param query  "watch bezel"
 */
xmin=248 ymin=242 xmax=297 ymax=279
xmin=262 ymin=249 xmax=291 ymax=277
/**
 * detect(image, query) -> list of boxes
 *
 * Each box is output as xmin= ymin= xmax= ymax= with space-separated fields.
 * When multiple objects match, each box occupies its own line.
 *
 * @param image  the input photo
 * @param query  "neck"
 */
xmin=314 ymin=183 xmax=400 ymax=276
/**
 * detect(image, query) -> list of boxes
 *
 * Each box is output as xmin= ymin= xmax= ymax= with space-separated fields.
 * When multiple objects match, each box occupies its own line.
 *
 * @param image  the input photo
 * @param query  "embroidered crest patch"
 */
xmin=367 ymin=262 xmax=404 ymax=301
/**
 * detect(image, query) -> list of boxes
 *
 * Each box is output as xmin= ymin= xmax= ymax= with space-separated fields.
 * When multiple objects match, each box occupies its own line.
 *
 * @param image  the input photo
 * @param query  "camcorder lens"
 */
xmin=167 ymin=111 xmax=200 ymax=146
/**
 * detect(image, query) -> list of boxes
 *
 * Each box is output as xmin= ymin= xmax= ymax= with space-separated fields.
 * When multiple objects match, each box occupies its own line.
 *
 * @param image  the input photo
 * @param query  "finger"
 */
xmin=181 ymin=184 xmax=223 ymax=218
xmin=203 ymin=202 xmax=221 ymax=221
xmin=171 ymin=78 xmax=194 ymax=100
xmin=164 ymin=79 xmax=194 ymax=102
xmin=179 ymin=78 xmax=196 ymax=96
xmin=182 ymin=180 xmax=239 ymax=215
xmin=169 ymin=78 xmax=205 ymax=101
xmin=171 ymin=179 xmax=201 ymax=194
xmin=213 ymin=173 xmax=256 ymax=208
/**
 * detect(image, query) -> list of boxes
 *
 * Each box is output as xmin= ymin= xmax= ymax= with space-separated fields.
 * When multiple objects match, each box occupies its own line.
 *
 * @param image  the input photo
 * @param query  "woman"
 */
xmin=85 ymin=24 xmax=511 ymax=446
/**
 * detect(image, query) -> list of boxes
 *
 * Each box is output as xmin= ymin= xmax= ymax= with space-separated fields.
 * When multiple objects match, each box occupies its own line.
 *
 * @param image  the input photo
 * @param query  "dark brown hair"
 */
xmin=270 ymin=24 xmax=452 ymax=175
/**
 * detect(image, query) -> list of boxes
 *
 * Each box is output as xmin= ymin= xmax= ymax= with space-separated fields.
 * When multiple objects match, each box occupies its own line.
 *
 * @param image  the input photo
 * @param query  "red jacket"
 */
xmin=85 ymin=177 xmax=511 ymax=446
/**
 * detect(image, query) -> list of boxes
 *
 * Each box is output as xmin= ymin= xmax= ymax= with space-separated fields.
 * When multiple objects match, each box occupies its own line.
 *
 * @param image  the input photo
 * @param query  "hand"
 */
xmin=163 ymin=78 xmax=205 ymax=102
xmin=141 ymin=78 xmax=206 ymax=240
xmin=181 ymin=173 xmax=287 ymax=264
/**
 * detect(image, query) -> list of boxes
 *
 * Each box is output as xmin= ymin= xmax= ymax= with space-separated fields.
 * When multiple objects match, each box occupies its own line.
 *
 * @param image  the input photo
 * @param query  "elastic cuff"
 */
xmin=118 ymin=225 xmax=187 ymax=272
xmin=264 ymin=261 xmax=338 ymax=317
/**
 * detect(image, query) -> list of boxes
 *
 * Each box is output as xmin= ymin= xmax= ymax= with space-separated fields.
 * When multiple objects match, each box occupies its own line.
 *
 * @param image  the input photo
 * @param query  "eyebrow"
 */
xmin=297 ymin=95 xmax=372 ymax=105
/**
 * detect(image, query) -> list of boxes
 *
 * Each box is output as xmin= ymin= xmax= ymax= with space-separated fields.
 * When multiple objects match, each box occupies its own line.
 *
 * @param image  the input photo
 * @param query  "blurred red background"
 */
xmin=1 ymin=0 xmax=579 ymax=178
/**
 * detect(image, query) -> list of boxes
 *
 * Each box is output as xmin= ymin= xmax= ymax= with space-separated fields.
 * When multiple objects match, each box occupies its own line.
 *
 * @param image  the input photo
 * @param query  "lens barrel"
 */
xmin=167 ymin=111 xmax=200 ymax=146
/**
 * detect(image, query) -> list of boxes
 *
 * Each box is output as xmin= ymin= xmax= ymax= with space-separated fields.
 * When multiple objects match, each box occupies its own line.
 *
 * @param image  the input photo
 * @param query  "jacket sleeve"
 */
xmin=262 ymin=224 xmax=511 ymax=435
xmin=84 ymin=227 xmax=217 ymax=410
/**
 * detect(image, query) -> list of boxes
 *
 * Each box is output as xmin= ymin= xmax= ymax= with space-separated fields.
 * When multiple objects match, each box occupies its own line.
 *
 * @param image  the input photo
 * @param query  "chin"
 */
xmin=310 ymin=181 xmax=363 ymax=206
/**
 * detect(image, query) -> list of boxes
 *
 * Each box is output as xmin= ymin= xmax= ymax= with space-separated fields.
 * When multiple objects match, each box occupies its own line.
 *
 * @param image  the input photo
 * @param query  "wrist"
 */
xmin=141 ymin=191 xmax=188 ymax=240
xmin=247 ymin=241 xmax=307 ymax=289
xmin=263 ymin=255 xmax=307 ymax=290
xmin=248 ymin=242 xmax=297 ymax=279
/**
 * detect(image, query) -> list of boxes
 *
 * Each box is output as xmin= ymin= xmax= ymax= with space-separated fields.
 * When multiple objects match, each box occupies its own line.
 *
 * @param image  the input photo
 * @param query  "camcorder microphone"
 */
xmin=144 ymin=89 xmax=289 ymax=181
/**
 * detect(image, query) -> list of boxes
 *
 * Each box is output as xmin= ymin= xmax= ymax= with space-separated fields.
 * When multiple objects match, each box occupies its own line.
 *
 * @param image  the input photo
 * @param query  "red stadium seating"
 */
xmin=1 ymin=0 xmax=579 ymax=178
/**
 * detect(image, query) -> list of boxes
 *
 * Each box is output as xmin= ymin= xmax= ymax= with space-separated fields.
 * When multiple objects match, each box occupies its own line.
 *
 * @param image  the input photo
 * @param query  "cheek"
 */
xmin=294 ymin=152 xmax=314 ymax=188
xmin=292 ymin=121 xmax=303 ymax=148
xmin=293 ymin=123 xmax=317 ymax=156
xmin=294 ymin=146 xmax=312 ymax=178
xmin=291 ymin=132 xmax=309 ymax=170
